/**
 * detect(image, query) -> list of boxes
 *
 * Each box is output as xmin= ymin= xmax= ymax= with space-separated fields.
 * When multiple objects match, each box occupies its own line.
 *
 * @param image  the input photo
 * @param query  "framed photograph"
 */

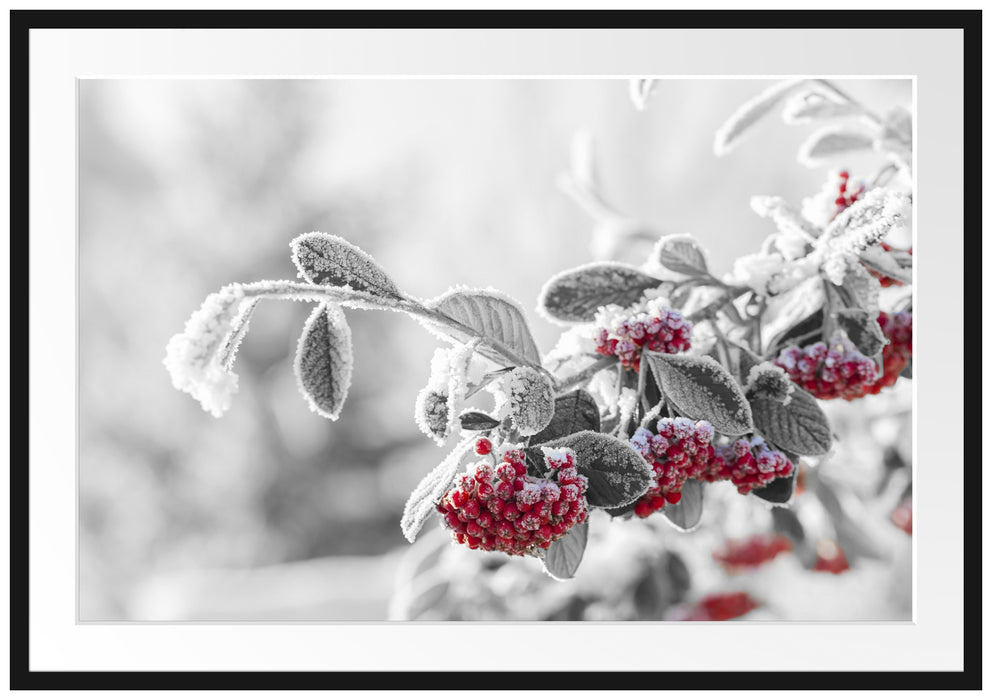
xmin=10 ymin=7 xmax=980 ymax=692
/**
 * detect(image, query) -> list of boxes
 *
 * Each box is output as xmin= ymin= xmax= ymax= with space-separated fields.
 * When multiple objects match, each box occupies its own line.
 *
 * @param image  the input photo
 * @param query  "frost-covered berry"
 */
xmin=713 ymin=534 xmax=793 ymax=571
xmin=474 ymin=437 xmax=493 ymax=455
xmin=831 ymin=169 xmax=865 ymax=220
xmin=437 ymin=445 xmax=589 ymax=558
xmin=629 ymin=418 xmax=716 ymax=518
xmin=773 ymin=333 xmax=880 ymax=401
xmin=702 ymin=436 xmax=794 ymax=495
xmin=861 ymin=311 xmax=912 ymax=395
xmin=594 ymin=300 xmax=692 ymax=372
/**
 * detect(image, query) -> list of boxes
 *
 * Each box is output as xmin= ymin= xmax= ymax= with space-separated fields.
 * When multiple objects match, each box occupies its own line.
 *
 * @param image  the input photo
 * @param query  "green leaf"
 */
xmin=645 ymin=352 xmax=754 ymax=436
xmin=655 ymin=234 xmax=709 ymax=276
xmin=537 ymin=262 xmax=663 ymax=324
xmin=293 ymin=302 xmax=353 ymax=420
xmin=428 ymin=289 xmax=541 ymax=365
xmin=400 ymin=438 xmax=474 ymax=543
xmin=458 ymin=410 xmax=500 ymax=432
xmin=527 ymin=431 xmax=653 ymax=509
xmin=751 ymin=386 xmax=832 ymax=456
xmin=660 ymin=479 xmax=704 ymax=532
xmin=542 ymin=521 xmax=589 ymax=580
xmin=290 ymin=232 xmax=402 ymax=299
xmin=529 ymin=390 xmax=601 ymax=445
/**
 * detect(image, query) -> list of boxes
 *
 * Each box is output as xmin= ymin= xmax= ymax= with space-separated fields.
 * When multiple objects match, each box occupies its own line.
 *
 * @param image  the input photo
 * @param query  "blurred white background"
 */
xmin=78 ymin=78 xmax=912 ymax=620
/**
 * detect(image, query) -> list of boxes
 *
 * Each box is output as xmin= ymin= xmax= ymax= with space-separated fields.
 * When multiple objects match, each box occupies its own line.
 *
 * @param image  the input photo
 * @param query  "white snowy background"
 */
xmin=78 ymin=78 xmax=912 ymax=620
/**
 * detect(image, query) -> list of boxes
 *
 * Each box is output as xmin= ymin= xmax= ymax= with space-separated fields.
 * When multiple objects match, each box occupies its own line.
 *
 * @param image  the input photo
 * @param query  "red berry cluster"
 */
xmin=595 ymin=305 xmax=692 ymax=372
xmin=773 ymin=334 xmax=880 ymax=401
xmin=713 ymin=534 xmax=793 ymax=572
xmin=868 ymin=242 xmax=912 ymax=288
xmin=629 ymin=419 xmax=716 ymax=518
xmin=702 ymin=436 xmax=795 ymax=495
xmin=436 ymin=439 xmax=589 ymax=557
xmin=862 ymin=311 xmax=912 ymax=395
xmin=830 ymin=170 xmax=864 ymax=221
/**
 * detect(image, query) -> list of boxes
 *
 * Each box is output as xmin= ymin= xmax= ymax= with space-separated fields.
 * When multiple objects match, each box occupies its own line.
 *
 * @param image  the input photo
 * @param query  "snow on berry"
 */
xmin=594 ymin=299 xmax=692 ymax=372
xmin=702 ymin=435 xmax=794 ymax=495
xmin=436 ymin=444 xmax=588 ymax=557
xmin=813 ymin=538 xmax=850 ymax=574
xmin=629 ymin=418 xmax=716 ymax=518
xmin=867 ymin=242 xmax=911 ymax=287
xmin=773 ymin=331 xmax=880 ymax=401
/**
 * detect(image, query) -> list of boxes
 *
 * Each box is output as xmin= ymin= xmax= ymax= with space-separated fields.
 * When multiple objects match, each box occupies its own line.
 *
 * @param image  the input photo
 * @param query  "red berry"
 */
xmin=474 ymin=437 xmax=492 ymax=455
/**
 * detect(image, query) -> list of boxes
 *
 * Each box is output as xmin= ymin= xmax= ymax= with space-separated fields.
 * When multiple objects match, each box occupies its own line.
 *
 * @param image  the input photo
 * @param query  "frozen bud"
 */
xmin=745 ymin=362 xmax=796 ymax=406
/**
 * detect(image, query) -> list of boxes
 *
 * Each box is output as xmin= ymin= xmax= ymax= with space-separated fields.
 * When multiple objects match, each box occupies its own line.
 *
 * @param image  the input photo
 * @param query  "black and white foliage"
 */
xmin=164 ymin=78 xmax=913 ymax=581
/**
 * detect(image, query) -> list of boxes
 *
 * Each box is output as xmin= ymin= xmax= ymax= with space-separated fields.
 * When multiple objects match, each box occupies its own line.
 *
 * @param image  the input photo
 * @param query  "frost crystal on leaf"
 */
xmin=289 ymin=232 xmax=402 ymax=299
xmin=294 ymin=303 xmax=354 ymax=421
xmin=817 ymin=188 xmax=912 ymax=285
xmin=163 ymin=285 xmax=246 ymax=417
xmin=505 ymin=367 xmax=555 ymax=437
xmin=414 ymin=344 xmax=479 ymax=444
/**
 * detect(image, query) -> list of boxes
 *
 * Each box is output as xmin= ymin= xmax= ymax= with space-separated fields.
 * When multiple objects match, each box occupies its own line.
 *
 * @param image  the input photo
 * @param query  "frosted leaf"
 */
xmin=163 ymin=285 xmax=246 ymax=417
xmin=645 ymin=352 xmax=754 ymax=436
xmin=458 ymin=410 xmax=500 ymax=432
xmin=400 ymin=438 xmax=474 ymax=543
xmin=629 ymin=78 xmax=657 ymax=111
xmin=542 ymin=521 xmax=589 ymax=580
xmin=505 ymin=367 xmax=555 ymax=437
xmin=528 ymin=389 xmax=601 ymax=445
xmin=537 ymin=262 xmax=662 ymax=325
xmin=427 ymin=287 xmax=541 ymax=366
xmin=293 ymin=302 xmax=354 ymax=420
xmin=526 ymin=431 xmax=653 ymax=508
xmin=858 ymin=245 xmax=913 ymax=286
xmin=219 ymin=298 xmax=259 ymax=371
xmin=834 ymin=309 xmax=889 ymax=362
xmin=751 ymin=386 xmax=832 ymax=457
xmin=819 ymin=189 xmax=912 ymax=284
xmin=615 ymin=388 xmax=639 ymax=441
xmin=659 ymin=478 xmax=704 ymax=532
xmin=744 ymin=362 xmax=795 ymax=406
xmin=781 ymin=89 xmax=862 ymax=124
xmin=839 ymin=265 xmax=881 ymax=317
xmin=290 ymin=232 xmax=402 ymax=299
xmin=653 ymin=233 xmax=710 ymax=276
xmin=723 ymin=250 xmax=816 ymax=297
xmin=797 ymin=126 xmax=874 ymax=167
xmin=714 ymin=78 xmax=806 ymax=156
xmin=750 ymin=457 xmax=799 ymax=505
xmin=750 ymin=196 xmax=822 ymax=244
xmin=874 ymin=106 xmax=913 ymax=171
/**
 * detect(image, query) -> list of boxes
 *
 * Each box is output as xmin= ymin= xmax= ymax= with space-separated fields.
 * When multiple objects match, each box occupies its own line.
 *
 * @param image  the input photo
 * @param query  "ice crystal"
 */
xmin=163 ymin=285 xmax=246 ymax=417
xmin=505 ymin=367 xmax=555 ymax=436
